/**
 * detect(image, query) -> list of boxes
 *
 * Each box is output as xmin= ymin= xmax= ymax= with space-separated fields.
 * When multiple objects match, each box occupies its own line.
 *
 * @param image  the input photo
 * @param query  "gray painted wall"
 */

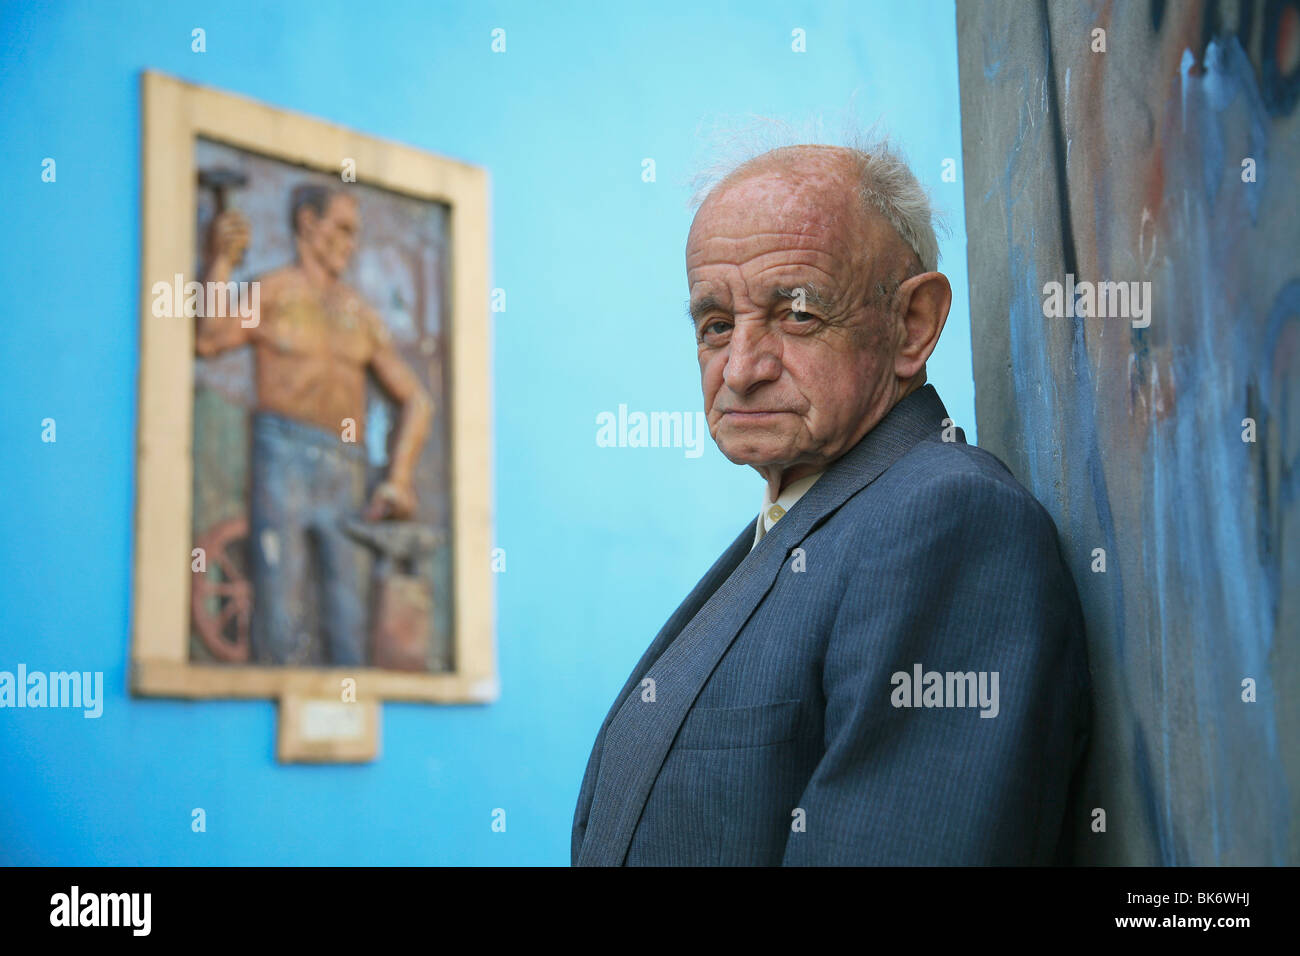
xmin=957 ymin=0 xmax=1298 ymax=864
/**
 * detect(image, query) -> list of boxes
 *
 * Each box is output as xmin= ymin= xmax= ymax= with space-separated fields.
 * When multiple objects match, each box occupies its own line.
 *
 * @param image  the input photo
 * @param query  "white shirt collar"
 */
xmin=751 ymin=471 xmax=824 ymax=550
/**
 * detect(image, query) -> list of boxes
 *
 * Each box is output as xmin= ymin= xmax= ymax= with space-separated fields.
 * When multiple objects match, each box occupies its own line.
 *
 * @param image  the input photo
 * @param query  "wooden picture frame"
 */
xmin=130 ymin=71 xmax=496 ymax=749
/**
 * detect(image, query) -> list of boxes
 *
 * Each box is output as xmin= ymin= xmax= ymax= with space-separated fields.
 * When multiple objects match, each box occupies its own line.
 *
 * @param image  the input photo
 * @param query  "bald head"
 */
xmin=692 ymin=145 xmax=920 ymax=311
xmin=704 ymin=145 xmax=877 ymax=242
xmin=694 ymin=141 xmax=941 ymax=273
xmin=710 ymin=144 xmax=862 ymax=209
xmin=686 ymin=142 xmax=952 ymax=497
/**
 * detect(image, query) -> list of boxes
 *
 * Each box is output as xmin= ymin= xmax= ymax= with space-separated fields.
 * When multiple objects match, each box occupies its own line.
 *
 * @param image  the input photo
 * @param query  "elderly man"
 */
xmin=571 ymin=143 xmax=1090 ymax=865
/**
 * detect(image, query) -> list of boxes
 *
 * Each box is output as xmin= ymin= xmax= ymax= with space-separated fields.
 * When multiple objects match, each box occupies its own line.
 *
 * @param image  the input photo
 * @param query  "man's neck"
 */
xmin=760 ymin=463 xmax=821 ymax=503
xmin=296 ymin=251 xmax=340 ymax=290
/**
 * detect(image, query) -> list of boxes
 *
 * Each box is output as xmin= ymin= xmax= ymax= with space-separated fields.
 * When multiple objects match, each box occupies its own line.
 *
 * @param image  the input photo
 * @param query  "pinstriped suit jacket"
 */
xmin=571 ymin=385 xmax=1090 ymax=865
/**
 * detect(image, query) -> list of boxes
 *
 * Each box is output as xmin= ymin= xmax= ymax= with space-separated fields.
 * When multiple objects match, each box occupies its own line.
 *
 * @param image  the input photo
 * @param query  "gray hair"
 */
xmin=687 ymin=117 xmax=946 ymax=275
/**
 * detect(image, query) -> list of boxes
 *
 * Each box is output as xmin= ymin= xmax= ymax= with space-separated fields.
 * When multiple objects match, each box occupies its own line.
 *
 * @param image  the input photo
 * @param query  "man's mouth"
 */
xmin=721 ymin=410 xmax=791 ymax=423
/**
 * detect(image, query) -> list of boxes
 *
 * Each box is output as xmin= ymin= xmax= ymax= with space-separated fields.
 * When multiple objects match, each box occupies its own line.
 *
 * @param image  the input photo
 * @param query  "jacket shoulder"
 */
xmin=835 ymin=434 xmax=1063 ymax=548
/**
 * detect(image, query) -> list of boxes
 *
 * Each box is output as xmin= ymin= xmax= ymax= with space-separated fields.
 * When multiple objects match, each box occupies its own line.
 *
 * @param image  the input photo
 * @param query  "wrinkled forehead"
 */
xmin=696 ymin=152 xmax=899 ymax=251
xmin=694 ymin=164 xmax=856 ymax=235
xmin=686 ymin=168 xmax=900 ymax=292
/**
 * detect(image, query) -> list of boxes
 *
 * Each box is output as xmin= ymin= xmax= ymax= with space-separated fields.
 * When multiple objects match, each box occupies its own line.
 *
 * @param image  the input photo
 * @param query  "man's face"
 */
xmin=687 ymin=154 xmax=910 ymax=480
xmin=300 ymin=194 xmax=360 ymax=278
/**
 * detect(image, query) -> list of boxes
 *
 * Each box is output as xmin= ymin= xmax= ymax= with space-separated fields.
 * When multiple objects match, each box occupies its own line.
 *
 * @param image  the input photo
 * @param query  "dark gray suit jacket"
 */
xmin=571 ymin=385 xmax=1090 ymax=865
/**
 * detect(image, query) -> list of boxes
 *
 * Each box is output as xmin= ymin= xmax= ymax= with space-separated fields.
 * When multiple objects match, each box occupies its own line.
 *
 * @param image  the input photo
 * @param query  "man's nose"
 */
xmin=722 ymin=321 xmax=782 ymax=395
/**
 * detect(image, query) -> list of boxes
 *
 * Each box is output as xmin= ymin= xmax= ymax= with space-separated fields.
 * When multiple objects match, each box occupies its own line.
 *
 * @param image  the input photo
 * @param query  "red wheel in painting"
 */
xmin=191 ymin=516 xmax=252 ymax=663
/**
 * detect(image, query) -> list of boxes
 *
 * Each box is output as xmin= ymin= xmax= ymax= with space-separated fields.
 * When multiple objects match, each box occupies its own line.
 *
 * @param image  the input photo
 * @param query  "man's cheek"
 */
xmin=700 ymin=361 xmax=724 ymax=403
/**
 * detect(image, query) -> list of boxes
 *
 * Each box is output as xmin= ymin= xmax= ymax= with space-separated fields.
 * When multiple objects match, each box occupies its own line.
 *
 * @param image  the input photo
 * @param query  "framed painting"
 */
xmin=130 ymin=71 xmax=495 ymax=760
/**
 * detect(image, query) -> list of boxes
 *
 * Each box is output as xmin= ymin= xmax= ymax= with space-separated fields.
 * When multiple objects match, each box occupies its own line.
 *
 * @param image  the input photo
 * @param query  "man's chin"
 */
xmin=715 ymin=441 xmax=797 ymax=469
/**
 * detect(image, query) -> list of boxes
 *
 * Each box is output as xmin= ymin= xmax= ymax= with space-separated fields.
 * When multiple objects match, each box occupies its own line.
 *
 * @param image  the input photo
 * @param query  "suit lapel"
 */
xmin=571 ymin=520 xmax=755 ymax=860
xmin=577 ymin=385 xmax=952 ymax=865
xmin=600 ymin=521 xmax=757 ymax=731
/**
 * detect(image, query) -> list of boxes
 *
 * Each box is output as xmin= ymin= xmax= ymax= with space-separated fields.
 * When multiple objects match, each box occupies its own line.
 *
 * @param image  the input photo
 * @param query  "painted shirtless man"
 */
xmin=197 ymin=184 xmax=433 ymax=666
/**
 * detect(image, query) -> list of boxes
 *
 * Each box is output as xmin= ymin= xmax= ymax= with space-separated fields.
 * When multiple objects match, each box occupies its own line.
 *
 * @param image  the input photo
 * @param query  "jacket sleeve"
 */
xmin=781 ymin=469 xmax=1089 ymax=865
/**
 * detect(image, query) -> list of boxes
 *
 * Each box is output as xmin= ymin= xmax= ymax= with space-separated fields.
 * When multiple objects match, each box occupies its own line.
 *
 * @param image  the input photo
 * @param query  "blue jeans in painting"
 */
xmin=248 ymin=411 xmax=369 ymax=666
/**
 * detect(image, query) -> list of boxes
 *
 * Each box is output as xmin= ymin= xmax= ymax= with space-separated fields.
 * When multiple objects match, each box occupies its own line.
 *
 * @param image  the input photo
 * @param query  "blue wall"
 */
xmin=0 ymin=0 xmax=970 ymax=865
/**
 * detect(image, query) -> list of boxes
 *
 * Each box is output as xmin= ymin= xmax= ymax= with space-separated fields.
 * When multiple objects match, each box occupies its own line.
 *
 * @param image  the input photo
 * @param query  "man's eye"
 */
xmin=791 ymin=310 xmax=813 ymax=321
xmin=703 ymin=320 xmax=731 ymax=337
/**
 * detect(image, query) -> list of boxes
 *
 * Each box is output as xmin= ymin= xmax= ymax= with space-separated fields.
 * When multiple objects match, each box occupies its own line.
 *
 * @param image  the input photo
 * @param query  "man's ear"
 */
xmin=893 ymin=271 xmax=952 ymax=382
